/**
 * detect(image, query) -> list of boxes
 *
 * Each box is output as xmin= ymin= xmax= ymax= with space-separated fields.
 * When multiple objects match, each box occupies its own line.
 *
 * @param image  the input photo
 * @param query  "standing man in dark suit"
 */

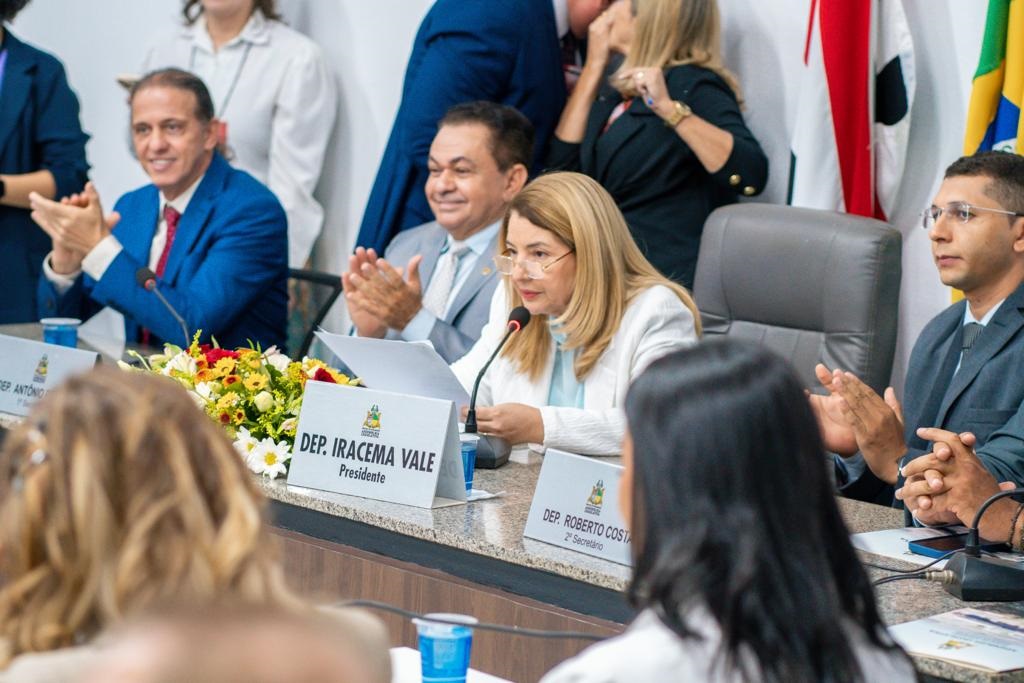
xmin=343 ymin=102 xmax=532 ymax=364
xmin=811 ymin=151 xmax=1024 ymax=510
xmin=356 ymin=0 xmax=608 ymax=255
xmin=30 ymin=68 xmax=287 ymax=350
xmin=0 ymin=0 xmax=89 ymax=324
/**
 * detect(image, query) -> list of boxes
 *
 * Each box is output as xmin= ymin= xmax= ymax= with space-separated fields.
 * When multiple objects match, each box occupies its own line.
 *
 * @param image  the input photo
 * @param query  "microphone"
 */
xmin=464 ymin=306 xmax=531 ymax=436
xmin=135 ymin=267 xmax=190 ymax=347
xmin=942 ymin=487 xmax=1024 ymax=601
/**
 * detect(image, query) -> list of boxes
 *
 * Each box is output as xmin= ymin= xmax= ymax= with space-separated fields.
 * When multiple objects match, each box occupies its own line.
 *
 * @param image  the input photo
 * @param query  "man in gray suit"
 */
xmin=343 ymin=102 xmax=533 ymax=362
xmin=811 ymin=151 xmax=1024 ymax=512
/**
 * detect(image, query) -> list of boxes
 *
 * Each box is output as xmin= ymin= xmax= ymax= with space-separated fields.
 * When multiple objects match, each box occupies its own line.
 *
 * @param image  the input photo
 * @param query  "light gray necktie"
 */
xmin=422 ymin=241 xmax=469 ymax=318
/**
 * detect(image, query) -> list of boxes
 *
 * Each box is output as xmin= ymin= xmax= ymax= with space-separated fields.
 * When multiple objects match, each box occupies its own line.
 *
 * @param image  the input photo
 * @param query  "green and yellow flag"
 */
xmin=964 ymin=0 xmax=1024 ymax=154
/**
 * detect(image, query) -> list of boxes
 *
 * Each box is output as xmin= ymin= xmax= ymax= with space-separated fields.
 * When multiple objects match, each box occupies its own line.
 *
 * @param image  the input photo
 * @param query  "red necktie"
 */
xmin=155 ymin=205 xmax=181 ymax=277
xmin=141 ymin=205 xmax=181 ymax=346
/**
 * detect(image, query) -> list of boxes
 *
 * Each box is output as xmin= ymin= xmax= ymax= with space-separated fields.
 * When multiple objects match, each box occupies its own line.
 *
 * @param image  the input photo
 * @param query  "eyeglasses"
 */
xmin=921 ymin=202 xmax=1024 ymax=230
xmin=493 ymin=250 xmax=574 ymax=280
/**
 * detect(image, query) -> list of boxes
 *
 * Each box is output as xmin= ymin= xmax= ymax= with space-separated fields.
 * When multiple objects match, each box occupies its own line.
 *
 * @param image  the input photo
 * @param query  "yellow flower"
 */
xmin=213 ymin=357 xmax=236 ymax=377
xmin=243 ymin=374 xmax=268 ymax=391
xmin=216 ymin=394 xmax=239 ymax=411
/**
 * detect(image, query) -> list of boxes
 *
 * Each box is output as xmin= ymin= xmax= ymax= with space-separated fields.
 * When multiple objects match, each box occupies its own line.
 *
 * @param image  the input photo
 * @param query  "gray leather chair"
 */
xmin=692 ymin=204 xmax=902 ymax=393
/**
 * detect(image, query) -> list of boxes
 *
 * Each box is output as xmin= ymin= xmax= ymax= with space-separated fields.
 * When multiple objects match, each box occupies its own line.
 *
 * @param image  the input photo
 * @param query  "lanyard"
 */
xmin=189 ymin=40 xmax=252 ymax=117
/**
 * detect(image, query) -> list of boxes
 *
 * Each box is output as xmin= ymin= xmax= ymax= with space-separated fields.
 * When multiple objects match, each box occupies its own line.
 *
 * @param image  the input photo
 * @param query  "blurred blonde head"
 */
xmin=500 ymin=172 xmax=700 ymax=381
xmin=614 ymin=0 xmax=742 ymax=102
xmin=0 ymin=366 xmax=297 ymax=667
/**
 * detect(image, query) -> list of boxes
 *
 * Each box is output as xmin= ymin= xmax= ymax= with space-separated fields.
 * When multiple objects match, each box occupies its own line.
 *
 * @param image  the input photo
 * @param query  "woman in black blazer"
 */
xmin=0 ymin=0 xmax=89 ymax=323
xmin=547 ymin=0 xmax=767 ymax=289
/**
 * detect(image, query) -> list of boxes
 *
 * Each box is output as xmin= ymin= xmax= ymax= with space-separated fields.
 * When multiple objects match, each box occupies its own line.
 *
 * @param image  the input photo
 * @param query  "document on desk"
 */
xmin=315 ymin=331 xmax=469 ymax=407
xmin=890 ymin=608 xmax=1024 ymax=672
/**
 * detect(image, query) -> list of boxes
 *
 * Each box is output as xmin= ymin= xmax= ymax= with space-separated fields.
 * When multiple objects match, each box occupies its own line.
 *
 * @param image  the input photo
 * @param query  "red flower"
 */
xmin=312 ymin=368 xmax=336 ymax=384
xmin=205 ymin=348 xmax=240 ymax=365
xmin=218 ymin=412 xmax=231 ymax=424
xmin=223 ymin=375 xmax=240 ymax=386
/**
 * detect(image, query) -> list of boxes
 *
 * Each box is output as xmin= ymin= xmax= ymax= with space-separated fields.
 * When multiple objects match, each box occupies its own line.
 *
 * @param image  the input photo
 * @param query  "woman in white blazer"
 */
xmin=142 ymin=0 xmax=337 ymax=268
xmin=541 ymin=342 xmax=916 ymax=683
xmin=451 ymin=172 xmax=699 ymax=455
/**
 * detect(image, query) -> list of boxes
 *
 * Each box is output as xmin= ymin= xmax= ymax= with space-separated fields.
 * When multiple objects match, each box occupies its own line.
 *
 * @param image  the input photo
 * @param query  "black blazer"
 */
xmin=0 ymin=31 xmax=89 ymax=323
xmin=547 ymin=63 xmax=767 ymax=289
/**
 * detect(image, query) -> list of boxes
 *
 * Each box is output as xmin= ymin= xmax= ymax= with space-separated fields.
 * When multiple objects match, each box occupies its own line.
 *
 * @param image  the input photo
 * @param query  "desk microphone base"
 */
xmin=943 ymin=552 xmax=1024 ymax=601
xmin=475 ymin=435 xmax=510 ymax=469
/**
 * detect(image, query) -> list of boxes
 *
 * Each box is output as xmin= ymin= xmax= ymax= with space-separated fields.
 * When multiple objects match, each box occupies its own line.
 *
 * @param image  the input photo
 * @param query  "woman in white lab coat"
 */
xmin=451 ymin=171 xmax=699 ymax=456
xmin=143 ymin=0 xmax=337 ymax=268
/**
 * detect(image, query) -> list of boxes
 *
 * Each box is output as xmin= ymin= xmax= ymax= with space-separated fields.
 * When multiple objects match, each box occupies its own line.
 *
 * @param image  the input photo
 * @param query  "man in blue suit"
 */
xmin=355 ymin=0 xmax=608 ymax=254
xmin=811 ymin=152 xmax=1024 ymax=512
xmin=343 ymin=102 xmax=532 ymax=363
xmin=0 ymin=4 xmax=90 ymax=324
xmin=31 ymin=68 xmax=287 ymax=350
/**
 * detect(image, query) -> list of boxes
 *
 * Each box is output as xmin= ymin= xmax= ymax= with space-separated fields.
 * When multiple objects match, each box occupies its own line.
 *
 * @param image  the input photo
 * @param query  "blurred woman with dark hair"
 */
xmin=542 ymin=341 xmax=916 ymax=682
xmin=142 ymin=0 xmax=336 ymax=269
xmin=0 ymin=0 xmax=89 ymax=324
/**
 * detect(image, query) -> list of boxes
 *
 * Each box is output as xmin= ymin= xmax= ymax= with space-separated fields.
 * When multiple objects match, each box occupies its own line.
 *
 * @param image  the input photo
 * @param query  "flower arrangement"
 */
xmin=122 ymin=336 xmax=358 ymax=479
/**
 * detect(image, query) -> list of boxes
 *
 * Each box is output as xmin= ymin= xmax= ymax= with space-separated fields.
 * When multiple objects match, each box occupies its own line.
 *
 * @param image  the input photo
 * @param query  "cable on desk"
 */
xmin=873 ymin=569 xmax=955 ymax=587
xmin=336 ymin=599 xmax=608 ymax=642
xmin=862 ymin=549 xmax=960 ymax=574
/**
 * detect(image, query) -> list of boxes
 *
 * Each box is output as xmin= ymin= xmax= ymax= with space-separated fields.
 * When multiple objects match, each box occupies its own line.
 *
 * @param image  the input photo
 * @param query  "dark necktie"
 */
xmin=141 ymin=205 xmax=182 ymax=345
xmin=560 ymin=31 xmax=581 ymax=92
xmin=961 ymin=322 xmax=983 ymax=360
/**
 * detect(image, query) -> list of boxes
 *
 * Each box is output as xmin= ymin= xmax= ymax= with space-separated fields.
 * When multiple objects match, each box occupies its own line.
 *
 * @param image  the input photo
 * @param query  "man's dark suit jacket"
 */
xmin=0 ymin=31 xmax=89 ymax=323
xmin=355 ymin=0 xmax=565 ymax=254
xmin=843 ymin=281 xmax=1024 ymax=504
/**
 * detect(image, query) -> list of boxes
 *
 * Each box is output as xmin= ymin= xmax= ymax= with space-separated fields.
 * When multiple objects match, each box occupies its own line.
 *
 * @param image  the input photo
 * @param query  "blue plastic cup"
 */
xmin=413 ymin=613 xmax=477 ymax=683
xmin=459 ymin=433 xmax=479 ymax=493
xmin=40 ymin=318 xmax=81 ymax=348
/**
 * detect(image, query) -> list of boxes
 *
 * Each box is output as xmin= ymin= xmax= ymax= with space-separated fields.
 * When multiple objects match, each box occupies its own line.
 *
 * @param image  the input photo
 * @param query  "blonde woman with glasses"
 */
xmin=0 ymin=367 xmax=389 ymax=682
xmin=451 ymin=172 xmax=699 ymax=456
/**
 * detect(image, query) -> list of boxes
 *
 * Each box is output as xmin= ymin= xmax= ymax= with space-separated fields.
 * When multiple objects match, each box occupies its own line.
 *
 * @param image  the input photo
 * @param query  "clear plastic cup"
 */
xmin=459 ymin=433 xmax=479 ymax=493
xmin=413 ymin=613 xmax=477 ymax=683
xmin=40 ymin=318 xmax=81 ymax=348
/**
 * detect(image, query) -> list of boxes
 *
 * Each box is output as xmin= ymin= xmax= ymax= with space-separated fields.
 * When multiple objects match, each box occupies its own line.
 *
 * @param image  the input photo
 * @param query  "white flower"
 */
xmin=248 ymin=438 xmax=291 ymax=479
xmin=233 ymin=426 xmax=259 ymax=460
xmin=161 ymin=350 xmax=197 ymax=377
xmin=253 ymin=391 xmax=276 ymax=412
xmin=194 ymin=381 xmax=216 ymax=401
xmin=265 ymin=351 xmax=292 ymax=374
xmin=280 ymin=417 xmax=298 ymax=433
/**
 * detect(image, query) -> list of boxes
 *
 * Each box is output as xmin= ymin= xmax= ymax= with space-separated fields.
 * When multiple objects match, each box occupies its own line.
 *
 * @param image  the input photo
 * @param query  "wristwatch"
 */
xmin=663 ymin=100 xmax=693 ymax=128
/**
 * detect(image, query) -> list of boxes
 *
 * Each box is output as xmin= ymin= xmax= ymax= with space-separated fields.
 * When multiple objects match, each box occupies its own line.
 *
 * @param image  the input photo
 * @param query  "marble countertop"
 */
xmin=257 ymin=451 xmax=633 ymax=591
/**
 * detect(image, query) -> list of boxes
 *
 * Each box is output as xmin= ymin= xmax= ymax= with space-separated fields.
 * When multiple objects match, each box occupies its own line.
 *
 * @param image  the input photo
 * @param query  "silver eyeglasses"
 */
xmin=493 ymin=250 xmax=574 ymax=280
xmin=921 ymin=202 xmax=1024 ymax=230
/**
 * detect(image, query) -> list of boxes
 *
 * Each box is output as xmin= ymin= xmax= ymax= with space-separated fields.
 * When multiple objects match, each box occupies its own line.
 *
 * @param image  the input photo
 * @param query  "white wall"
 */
xmin=11 ymin=0 xmax=987 ymax=386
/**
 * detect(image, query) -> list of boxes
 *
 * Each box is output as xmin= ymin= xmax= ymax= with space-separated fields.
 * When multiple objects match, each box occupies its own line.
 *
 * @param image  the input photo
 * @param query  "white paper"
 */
xmin=315 ymin=331 xmax=470 ymax=406
xmin=77 ymin=306 xmax=126 ymax=359
xmin=389 ymin=646 xmax=512 ymax=683
xmin=889 ymin=608 xmax=1024 ymax=672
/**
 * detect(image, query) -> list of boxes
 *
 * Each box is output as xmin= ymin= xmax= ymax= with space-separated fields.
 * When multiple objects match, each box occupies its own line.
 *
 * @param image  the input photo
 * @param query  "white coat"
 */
xmin=452 ymin=281 xmax=698 ymax=455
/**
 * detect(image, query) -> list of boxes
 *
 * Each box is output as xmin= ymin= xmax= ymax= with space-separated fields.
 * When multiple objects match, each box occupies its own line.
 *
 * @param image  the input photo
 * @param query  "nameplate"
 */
xmin=288 ymin=381 xmax=466 ymax=508
xmin=523 ymin=449 xmax=632 ymax=566
xmin=0 ymin=334 xmax=99 ymax=416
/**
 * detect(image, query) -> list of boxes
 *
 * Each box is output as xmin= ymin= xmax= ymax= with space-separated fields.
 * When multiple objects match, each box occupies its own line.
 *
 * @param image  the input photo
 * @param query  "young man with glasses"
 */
xmin=810 ymin=151 xmax=1024 ymax=511
xmin=343 ymin=102 xmax=532 ymax=363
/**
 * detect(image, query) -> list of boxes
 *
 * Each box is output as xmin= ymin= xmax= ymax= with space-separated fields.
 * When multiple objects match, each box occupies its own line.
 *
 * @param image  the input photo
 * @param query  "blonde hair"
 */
xmin=501 ymin=172 xmax=701 ymax=381
xmin=613 ymin=0 xmax=743 ymax=103
xmin=0 ymin=367 xmax=299 ymax=667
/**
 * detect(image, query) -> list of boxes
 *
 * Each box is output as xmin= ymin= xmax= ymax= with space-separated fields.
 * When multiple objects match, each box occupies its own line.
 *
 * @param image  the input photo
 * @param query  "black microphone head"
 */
xmin=507 ymin=306 xmax=531 ymax=332
xmin=135 ymin=267 xmax=157 ymax=290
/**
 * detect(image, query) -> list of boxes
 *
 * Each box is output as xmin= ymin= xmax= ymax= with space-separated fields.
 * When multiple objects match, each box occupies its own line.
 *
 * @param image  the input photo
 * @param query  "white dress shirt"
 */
xmin=142 ymin=9 xmax=337 ymax=267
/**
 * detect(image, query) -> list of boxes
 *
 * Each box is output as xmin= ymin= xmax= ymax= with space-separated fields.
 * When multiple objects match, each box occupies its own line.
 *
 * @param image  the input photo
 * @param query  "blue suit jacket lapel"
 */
xmin=934 ymin=287 xmax=1024 ymax=426
xmin=0 ymin=36 xmax=32 ymax=154
xmin=160 ymin=154 xmax=226 ymax=284
xmin=417 ymin=223 xmax=446 ymax=290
